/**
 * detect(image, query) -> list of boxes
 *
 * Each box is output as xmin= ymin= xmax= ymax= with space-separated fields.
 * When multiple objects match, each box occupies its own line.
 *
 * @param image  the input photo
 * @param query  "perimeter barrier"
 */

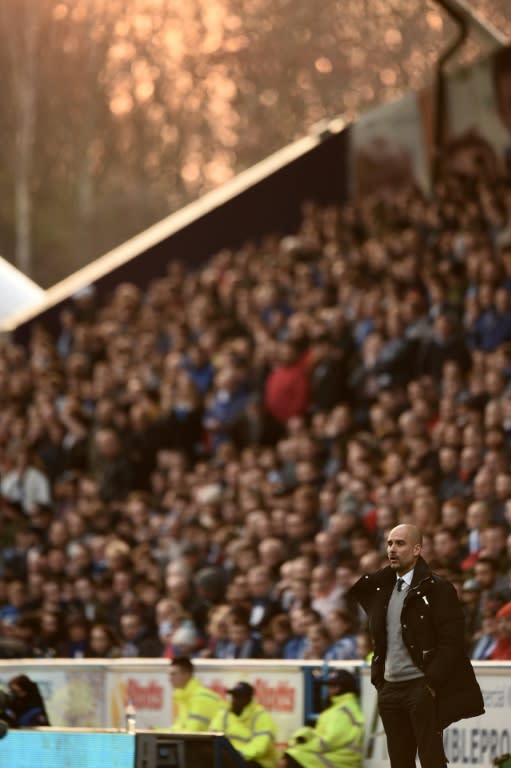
xmin=0 ymin=658 xmax=510 ymax=767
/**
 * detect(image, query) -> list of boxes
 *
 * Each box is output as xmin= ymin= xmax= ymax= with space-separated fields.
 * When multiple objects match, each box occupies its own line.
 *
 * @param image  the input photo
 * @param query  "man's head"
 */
xmin=323 ymin=669 xmax=358 ymax=699
xmin=169 ymin=656 xmax=194 ymax=689
xmin=227 ymin=681 xmax=254 ymax=716
xmin=387 ymin=524 xmax=422 ymax=576
xmin=496 ymin=601 xmax=511 ymax=640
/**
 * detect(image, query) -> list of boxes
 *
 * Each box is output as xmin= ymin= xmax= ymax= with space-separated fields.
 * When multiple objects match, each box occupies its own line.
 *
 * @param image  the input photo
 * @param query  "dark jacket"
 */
xmin=348 ymin=557 xmax=484 ymax=729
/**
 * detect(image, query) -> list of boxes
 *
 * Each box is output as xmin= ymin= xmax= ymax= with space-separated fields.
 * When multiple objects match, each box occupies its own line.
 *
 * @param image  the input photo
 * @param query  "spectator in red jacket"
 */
xmin=264 ymin=340 xmax=312 ymax=424
xmin=490 ymin=601 xmax=511 ymax=660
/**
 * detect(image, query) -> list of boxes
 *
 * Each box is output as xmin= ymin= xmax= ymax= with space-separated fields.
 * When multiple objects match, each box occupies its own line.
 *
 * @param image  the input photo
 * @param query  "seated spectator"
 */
xmin=168 ymin=623 xmax=200 ymax=658
xmin=471 ymin=610 xmax=499 ymax=660
xmin=490 ymin=601 xmax=511 ymax=660
xmin=303 ymin=623 xmax=331 ymax=661
xmin=198 ymin=604 xmax=231 ymax=659
xmin=203 ymin=367 xmax=251 ymax=451
xmin=310 ymin=565 xmax=344 ymax=620
xmin=86 ymin=623 xmax=122 ymax=658
xmin=2 ymin=674 xmax=50 ymax=727
xmin=246 ymin=565 xmax=281 ymax=634
xmin=261 ymin=614 xmax=293 ymax=659
xmin=324 ymin=609 xmax=357 ymax=660
xmin=118 ymin=609 xmax=162 ymax=658
xmin=62 ymin=613 xmax=90 ymax=658
xmin=221 ymin=615 xmax=263 ymax=660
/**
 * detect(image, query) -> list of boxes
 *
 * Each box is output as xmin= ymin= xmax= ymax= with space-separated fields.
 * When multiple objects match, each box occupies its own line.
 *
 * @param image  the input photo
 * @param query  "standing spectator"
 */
xmin=309 ymin=333 xmax=348 ymax=412
xmin=1 ymin=444 xmax=51 ymax=515
xmin=94 ymin=428 xmax=132 ymax=502
xmin=264 ymin=340 xmax=311 ymax=424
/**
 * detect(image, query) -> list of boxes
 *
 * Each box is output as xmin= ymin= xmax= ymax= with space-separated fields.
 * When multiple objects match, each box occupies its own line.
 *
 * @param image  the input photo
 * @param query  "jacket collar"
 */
xmin=372 ymin=556 xmax=432 ymax=589
xmin=410 ymin=556 xmax=432 ymax=587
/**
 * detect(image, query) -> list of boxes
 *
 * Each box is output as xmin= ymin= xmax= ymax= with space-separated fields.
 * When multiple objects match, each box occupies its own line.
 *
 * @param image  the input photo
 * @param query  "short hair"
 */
xmin=170 ymin=656 xmax=194 ymax=675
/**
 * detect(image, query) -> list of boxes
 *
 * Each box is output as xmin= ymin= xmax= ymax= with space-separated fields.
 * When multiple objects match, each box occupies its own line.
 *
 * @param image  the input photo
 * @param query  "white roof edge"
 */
xmin=1 ymin=121 xmax=346 ymax=334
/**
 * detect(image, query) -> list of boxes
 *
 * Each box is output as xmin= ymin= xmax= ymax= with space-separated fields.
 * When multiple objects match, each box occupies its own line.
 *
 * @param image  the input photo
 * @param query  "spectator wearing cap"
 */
xmin=490 ymin=602 xmax=511 ymax=660
xmin=282 ymin=669 xmax=364 ymax=768
xmin=167 ymin=656 xmax=223 ymax=732
xmin=210 ymin=681 xmax=278 ymax=768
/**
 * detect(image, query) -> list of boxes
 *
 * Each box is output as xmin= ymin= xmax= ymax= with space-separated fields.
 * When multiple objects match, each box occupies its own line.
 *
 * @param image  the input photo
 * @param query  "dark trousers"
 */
xmin=378 ymin=678 xmax=447 ymax=768
xmin=283 ymin=757 xmax=303 ymax=768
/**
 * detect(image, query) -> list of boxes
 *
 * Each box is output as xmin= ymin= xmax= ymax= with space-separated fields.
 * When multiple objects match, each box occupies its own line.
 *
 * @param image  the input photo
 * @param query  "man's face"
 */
xmin=497 ymin=615 xmax=511 ymax=639
xmin=169 ymin=666 xmax=190 ymax=689
xmin=387 ymin=525 xmax=421 ymax=576
xmin=231 ymin=693 xmax=249 ymax=716
xmin=120 ymin=615 xmax=141 ymax=641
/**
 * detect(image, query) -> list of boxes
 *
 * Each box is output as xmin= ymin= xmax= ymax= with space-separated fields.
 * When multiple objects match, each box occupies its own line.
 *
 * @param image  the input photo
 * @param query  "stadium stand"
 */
xmin=2 ymin=27 xmax=511 ymax=665
xmin=2 ymin=161 xmax=511 ymax=664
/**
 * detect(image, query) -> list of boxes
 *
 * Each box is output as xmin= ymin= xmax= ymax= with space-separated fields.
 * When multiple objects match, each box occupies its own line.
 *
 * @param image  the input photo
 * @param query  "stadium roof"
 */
xmin=0 ymin=256 xmax=45 ymax=328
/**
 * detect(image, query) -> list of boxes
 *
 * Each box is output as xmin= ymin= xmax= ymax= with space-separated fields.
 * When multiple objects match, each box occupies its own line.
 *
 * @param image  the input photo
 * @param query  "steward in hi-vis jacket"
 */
xmin=283 ymin=669 xmax=364 ymax=768
xmin=209 ymin=681 xmax=278 ymax=768
xmin=168 ymin=656 xmax=224 ymax=731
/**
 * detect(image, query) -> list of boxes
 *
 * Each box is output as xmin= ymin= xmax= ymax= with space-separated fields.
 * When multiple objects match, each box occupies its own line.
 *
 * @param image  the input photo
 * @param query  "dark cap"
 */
xmin=226 ymin=682 xmax=254 ymax=698
xmin=324 ymin=669 xmax=358 ymax=693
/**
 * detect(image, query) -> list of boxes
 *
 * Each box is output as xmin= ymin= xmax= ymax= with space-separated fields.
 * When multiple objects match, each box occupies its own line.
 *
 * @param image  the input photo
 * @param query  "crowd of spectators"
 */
xmin=2 ymin=167 xmax=511 ymax=663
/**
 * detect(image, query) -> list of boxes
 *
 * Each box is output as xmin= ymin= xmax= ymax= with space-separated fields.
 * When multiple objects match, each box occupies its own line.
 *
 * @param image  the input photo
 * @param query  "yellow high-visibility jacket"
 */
xmin=170 ymin=677 xmax=224 ymax=732
xmin=285 ymin=692 xmax=364 ymax=768
xmin=209 ymin=699 xmax=278 ymax=768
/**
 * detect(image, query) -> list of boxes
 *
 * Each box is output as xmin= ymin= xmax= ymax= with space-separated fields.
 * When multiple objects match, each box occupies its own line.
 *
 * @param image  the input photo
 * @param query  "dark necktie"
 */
xmin=397 ymin=578 xmax=405 ymax=592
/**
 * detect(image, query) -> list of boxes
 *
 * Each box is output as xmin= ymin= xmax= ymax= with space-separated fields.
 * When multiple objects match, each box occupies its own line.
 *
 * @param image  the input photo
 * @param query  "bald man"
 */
xmin=349 ymin=524 xmax=483 ymax=768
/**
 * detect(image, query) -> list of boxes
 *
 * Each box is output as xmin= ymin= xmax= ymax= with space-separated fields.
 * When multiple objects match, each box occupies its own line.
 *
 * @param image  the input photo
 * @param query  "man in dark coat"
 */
xmin=349 ymin=523 xmax=484 ymax=768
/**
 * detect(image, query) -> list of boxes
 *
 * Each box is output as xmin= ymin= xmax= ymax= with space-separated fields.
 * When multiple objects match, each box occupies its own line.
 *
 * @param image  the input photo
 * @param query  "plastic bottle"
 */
xmin=125 ymin=700 xmax=137 ymax=733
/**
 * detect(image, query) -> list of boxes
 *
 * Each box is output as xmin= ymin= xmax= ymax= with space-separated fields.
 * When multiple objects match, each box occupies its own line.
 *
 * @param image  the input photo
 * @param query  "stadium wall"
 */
xmin=0 ymin=659 xmax=509 ymax=768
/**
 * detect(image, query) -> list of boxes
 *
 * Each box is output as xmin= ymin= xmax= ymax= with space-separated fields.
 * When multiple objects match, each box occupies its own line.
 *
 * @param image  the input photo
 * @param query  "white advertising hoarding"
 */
xmin=361 ymin=664 xmax=511 ymax=768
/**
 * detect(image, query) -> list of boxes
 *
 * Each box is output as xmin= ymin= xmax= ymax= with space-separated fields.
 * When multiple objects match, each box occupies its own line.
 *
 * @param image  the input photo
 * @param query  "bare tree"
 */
xmin=0 ymin=0 xmax=50 ymax=276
